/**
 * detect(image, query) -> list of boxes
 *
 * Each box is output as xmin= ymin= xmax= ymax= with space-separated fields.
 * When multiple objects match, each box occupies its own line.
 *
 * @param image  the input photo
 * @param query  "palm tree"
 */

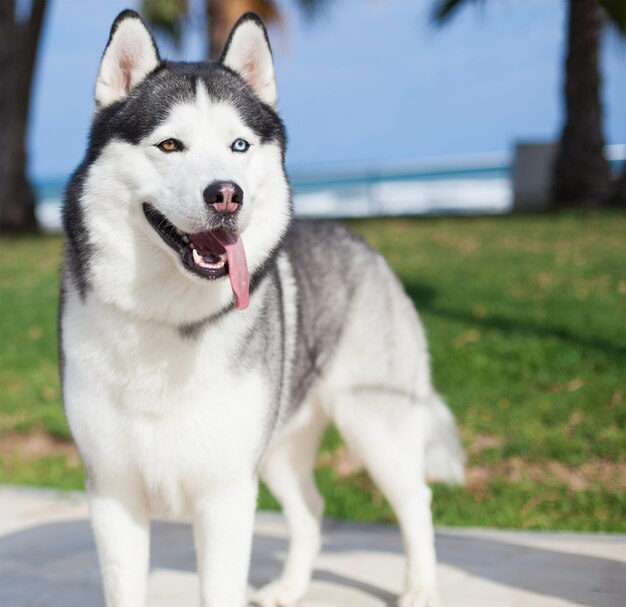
xmin=552 ymin=0 xmax=619 ymax=207
xmin=432 ymin=0 xmax=626 ymax=208
xmin=142 ymin=0 xmax=327 ymax=60
xmin=0 ymin=0 xmax=49 ymax=232
xmin=0 ymin=0 xmax=325 ymax=233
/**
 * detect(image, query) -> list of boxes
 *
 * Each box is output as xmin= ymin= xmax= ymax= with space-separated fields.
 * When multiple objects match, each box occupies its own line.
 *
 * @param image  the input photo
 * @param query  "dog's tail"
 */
xmin=422 ymin=392 xmax=465 ymax=485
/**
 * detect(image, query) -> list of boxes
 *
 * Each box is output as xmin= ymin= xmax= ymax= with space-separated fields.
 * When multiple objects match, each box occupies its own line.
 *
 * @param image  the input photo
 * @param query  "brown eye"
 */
xmin=157 ymin=138 xmax=183 ymax=153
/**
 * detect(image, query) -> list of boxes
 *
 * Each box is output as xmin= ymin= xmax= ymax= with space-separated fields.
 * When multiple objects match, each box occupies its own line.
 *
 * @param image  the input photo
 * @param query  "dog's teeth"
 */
xmin=182 ymin=235 xmax=190 ymax=244
xmin=192 ymin=247 xmax=225 ymax=269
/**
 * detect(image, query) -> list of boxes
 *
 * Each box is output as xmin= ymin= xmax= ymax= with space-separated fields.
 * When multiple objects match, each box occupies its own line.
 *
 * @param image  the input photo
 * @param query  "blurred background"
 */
xmin=1 ymin=0 xmax=625 ymax=531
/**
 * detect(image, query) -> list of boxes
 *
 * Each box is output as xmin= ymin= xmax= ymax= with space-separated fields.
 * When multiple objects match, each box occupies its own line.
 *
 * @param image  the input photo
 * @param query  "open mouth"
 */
xmin=143 ymin=203 xmax=249 ymax=310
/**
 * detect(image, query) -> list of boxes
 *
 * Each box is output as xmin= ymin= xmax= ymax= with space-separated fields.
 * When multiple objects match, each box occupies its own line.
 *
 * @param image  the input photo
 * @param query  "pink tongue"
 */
xmin=213 ymin=231 xmax=249 ymax=310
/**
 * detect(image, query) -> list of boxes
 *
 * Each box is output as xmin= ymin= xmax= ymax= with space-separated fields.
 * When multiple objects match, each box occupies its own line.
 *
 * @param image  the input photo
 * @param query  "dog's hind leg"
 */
xmin=331 ymin=391 xmax=442 ymax=607
xmin=254 ymin=400 xmax=329 ymax=607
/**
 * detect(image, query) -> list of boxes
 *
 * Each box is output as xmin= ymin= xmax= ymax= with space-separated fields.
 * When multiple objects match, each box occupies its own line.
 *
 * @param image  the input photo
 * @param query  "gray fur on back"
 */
xmin=283 ymin=220 xmax=378 ymax=408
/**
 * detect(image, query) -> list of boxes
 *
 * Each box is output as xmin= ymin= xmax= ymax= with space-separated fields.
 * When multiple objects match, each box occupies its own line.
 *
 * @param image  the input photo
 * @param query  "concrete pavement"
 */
xmin=1 ymin=485 xmax=625 ymax=606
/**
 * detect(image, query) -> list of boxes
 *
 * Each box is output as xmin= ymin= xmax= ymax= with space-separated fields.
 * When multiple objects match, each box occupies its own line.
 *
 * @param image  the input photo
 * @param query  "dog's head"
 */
xmin=65 ymin=11 xmax=291 ymax=323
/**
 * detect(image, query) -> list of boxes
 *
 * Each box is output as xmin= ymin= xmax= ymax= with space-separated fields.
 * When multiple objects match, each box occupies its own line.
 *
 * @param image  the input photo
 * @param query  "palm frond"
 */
xmin=431 ymin=0 xmax=484 ymax=26
xmin=141 ymin=0 xmax=189 ymax=46
xmin=293 ymin=0 xmax=330 ymax=19
xmin=599 ymin=0 xmax=626 ymax=35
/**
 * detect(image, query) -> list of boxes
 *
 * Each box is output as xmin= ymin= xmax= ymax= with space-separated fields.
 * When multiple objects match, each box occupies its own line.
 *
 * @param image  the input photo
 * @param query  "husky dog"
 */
xmin=60 ymin=10 xmax=464 ymax=607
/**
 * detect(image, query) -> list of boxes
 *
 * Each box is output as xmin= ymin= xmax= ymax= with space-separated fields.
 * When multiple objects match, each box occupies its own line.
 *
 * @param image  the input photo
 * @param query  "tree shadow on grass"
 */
xmin=1 ymin=517 xmax=625 ymax=606
xmin=403 ymin=278 xmax=626 ymax=356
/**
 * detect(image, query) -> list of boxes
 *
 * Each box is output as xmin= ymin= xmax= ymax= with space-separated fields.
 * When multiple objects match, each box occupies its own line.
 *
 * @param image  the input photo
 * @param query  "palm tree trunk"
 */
xmin=206 ymin=0 xmax=232 ymax=59
xmin=608 ymin=165 xmax=625 ymax=207
xmin=0 ymin=0 xmax=48 ymax=232
xmin=552 ymin=0 xmax=610 ymax=208
xmin=205 ymin=0 xmax=281 ymax=60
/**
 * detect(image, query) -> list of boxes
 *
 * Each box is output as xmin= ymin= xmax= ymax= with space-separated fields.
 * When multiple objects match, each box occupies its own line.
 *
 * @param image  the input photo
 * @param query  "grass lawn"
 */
xmin=1 ymin=213 xmax=625 ymax=531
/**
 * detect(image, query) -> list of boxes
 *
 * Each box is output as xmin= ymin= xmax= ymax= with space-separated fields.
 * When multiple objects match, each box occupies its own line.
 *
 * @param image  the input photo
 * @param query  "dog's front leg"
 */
xmin=194 ymin=480 xmax=258 ymax=607
xmin=88 ymin=482 xmax=150 ymax=607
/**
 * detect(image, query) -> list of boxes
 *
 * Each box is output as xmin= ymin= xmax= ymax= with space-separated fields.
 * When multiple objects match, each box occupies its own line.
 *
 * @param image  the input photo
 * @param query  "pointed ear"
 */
xmin=95 ymin=10 xmax=160 ymax=108
xmin=220 ymin=13 xmax=277 ymax=108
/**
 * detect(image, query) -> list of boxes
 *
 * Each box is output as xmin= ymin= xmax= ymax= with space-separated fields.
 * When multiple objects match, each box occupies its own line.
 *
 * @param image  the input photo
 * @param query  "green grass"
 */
xmin=1 ymin=213 xmax=625 ymax=531
xmin=0 ymin=453 xmax=84 ymax=491
xmin=1 ymin=236 xmax=66 ymax=437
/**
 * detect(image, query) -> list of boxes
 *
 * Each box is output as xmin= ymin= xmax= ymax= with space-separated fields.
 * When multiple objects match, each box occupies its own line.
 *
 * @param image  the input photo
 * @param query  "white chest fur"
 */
xmin=61 ymin=289 xmax=272 ymax=516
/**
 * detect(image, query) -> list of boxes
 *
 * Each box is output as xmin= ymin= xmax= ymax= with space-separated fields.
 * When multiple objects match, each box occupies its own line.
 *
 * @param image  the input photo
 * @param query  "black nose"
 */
xmin=203 ymin=181 xmax=243 ymax=214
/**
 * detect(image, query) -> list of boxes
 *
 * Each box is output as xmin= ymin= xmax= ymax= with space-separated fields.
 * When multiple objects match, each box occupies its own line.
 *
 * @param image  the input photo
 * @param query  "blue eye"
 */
xmin=231 ymin=138 xmax=250 ymax=153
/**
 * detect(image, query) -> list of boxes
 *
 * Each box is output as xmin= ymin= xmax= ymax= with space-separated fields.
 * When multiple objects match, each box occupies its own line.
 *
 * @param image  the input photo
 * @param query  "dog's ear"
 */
xmin=220 ymin=13 xmax=277 ymax=108
xmin=95 ymin=10 xmax=160 ymax=108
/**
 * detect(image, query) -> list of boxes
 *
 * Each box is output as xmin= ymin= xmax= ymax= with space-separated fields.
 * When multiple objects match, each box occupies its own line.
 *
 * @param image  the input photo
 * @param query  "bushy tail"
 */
xmin=423 ymin=393 xmax=466 ymax=485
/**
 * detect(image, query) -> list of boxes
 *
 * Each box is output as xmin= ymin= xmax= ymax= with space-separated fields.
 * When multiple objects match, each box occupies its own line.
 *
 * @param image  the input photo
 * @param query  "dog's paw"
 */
xmin=398 ymin=586 xmax=441 ymax=607
xmin=252 ymin=580 xmax=303 ymax=607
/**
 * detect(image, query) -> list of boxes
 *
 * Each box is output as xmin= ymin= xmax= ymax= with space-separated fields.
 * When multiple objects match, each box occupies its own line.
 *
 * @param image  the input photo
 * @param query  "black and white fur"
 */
xmin=60 ymin=11 xmax=465 ymax=607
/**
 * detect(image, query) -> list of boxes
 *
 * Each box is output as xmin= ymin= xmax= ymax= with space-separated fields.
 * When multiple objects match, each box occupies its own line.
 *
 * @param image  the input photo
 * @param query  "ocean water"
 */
xmin=290 ymin=163 xmax=512 ymax=218
xmin=32 ymin=146 xmax=626 ymax=231
xmin=35 ymin=177 xmax=69 ymax=232
xmin=34 ymin=159 xmax=516 ymax=232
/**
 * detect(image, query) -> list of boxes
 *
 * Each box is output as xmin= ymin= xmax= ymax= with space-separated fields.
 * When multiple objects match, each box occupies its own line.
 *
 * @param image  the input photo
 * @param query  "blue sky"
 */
xmin=29 ymin=0 xmax=625 ymax=179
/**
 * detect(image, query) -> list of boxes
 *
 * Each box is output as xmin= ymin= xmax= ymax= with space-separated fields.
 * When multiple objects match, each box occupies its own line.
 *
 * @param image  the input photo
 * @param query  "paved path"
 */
xmin=1 ymin=486 xmax=624 ymax=606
